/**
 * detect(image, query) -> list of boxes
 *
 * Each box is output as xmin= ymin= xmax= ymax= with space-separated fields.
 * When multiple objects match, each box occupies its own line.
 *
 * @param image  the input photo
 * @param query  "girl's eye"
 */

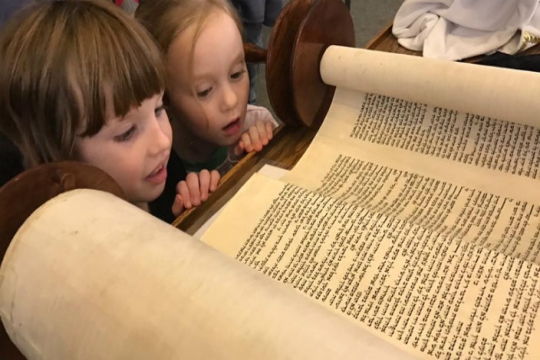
xmin=114 ymin=126 xmax=136 ymax=142
xmin=197 ymin=88 xmax=212 ymax=98
xmin=155 ymin=104 xmax=166 ymax=117
xmin=231 ymin=70 xmax=246 ymax=80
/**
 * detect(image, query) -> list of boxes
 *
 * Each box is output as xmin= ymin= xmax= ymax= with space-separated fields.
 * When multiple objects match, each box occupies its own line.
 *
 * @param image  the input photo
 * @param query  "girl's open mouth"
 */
xmin=146 ymin=164 xmax=167 ymax=185
xmin=222 ymin=118 xmax=241 ymax=136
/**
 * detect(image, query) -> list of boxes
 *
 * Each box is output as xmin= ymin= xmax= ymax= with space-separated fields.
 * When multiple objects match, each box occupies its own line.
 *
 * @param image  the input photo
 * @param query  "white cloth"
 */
xmin=244 ymin=104 xmax=279 ymax=129
xmin=392 ymin=0 xmax=540 ymax=60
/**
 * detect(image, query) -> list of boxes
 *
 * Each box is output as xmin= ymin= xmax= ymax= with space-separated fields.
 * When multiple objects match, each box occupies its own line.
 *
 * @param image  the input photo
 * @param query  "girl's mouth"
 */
xmin=222 ymin=118 xmax=241 ymax=136
xmin=146 ymin=164 xmax=167 ymax=185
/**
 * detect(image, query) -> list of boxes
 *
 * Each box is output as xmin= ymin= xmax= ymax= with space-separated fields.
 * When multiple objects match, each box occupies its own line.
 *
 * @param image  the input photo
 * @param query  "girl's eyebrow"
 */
xmin=233 ymin=51 xmax=244 ymax=64
xmin=192 ymin=51 xmax=245 ymax=81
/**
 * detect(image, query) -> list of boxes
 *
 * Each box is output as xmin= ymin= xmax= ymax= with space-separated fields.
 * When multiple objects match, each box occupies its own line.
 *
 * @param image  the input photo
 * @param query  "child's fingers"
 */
xmin=209 ymin=170 xmax=220 ymax=192
xmin=198 ymin=169 xmax=211 ymax=201
xmin=255 ymin=121 xmax=269 ymax=147
xmin=242 ymin=132 xmax=253 ymax=153
xmin=237 ymin=120 xmax=274 ymax=155
xmin=265 ymin=121 xmax=274 ymax=140
xmin=248 ymin=126 xmax=263 ymax=152
xmin=171 ymin=194 xmax=185 ymax=217
xmin=185 ymin=172 xmax=202 ymax=206
xmin=234 ymin=140 xmax=245 ymax=157
xmin=176 ymin=181 xmax=192 ymax=209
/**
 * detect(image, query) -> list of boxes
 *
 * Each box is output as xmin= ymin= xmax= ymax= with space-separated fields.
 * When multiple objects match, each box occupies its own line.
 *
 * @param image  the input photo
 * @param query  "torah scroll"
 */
xmin=0 ymin=189 xmax=413 ymax=359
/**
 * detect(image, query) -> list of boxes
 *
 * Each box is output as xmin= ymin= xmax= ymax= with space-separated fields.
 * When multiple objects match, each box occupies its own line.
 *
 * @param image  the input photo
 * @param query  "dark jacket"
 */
xmin=229 ymin=0 xmax=283 ymax=26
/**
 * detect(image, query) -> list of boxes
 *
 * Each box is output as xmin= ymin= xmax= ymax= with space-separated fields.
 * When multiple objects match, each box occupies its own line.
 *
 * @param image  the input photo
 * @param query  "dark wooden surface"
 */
xmin=265 ymin=0 xmax=315 ymax=127
xmin=364 ymin=22 xmax=420 ymax=56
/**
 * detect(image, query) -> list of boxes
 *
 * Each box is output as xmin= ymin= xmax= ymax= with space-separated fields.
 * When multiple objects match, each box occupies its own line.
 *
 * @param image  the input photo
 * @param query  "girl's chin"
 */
xmin=217 ymin=134 xmax=241 ymax=148
xmin=194 ymin=132 xmax=241 ymax=148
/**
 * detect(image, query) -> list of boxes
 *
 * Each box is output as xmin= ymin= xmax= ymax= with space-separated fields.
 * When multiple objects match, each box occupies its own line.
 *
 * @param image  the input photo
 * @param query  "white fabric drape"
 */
xmin=393 ymin=0 xmax=540 ymax=60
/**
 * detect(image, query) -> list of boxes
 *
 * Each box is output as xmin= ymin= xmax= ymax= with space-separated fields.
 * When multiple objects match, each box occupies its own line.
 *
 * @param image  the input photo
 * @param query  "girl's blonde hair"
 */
xmin=135 ymin=0 xmax=242 ymax=91
xmin=0 ymin=0 xmax=165 ymax=168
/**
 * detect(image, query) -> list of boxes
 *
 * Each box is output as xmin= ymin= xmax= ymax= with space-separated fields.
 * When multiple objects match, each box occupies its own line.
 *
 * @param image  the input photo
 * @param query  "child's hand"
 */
xmin=235 ymin=119 xmax=274 ymax=155
xmin=172 ymin=169 xmax=220 ymax=216
xmin=234 ymin=104 xmax=278 ymax=156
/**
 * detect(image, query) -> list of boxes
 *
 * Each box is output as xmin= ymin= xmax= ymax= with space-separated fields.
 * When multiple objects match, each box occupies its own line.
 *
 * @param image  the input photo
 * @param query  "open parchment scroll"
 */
xmin=201 ymin=46 xmax=540 ymax=359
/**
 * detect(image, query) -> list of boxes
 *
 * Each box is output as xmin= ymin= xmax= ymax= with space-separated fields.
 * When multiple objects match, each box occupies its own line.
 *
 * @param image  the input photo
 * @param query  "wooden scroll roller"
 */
xmin=244 ymin=0 xmax=355 ymax=129
xmin=0 ymin=162 xmax=124 ymax=359
xmin=0 ymin=162 xmax=414 ymax=359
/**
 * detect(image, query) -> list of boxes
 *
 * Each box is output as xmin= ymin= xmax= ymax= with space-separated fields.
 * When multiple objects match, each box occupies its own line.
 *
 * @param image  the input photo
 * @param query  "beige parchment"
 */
xmin=202 ymin=46 xmax=540 ymax=359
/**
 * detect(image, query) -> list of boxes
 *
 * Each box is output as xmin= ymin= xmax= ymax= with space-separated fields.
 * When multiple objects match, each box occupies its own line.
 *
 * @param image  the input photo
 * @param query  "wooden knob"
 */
xmin=244 ymin=42 xmax=268 ymax=63
xmin=292 ymin=0 xmax=355 ymax=128
xmin=264 ymin=0 xmax=355 ymax=128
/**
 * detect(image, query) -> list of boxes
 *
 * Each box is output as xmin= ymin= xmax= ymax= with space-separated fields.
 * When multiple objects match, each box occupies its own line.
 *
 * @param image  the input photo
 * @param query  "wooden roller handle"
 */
xmin=0 ymin=161 xmax=124 ymax=359
xmin=244 ymin=42 xmax=268 ymax=64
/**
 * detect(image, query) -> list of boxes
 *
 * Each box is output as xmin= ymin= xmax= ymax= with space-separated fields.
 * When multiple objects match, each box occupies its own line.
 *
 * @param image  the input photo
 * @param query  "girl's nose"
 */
xmin=149 ymin=113 xmax=172 ymax=156
xmin=220 ymin=84 xmax=238 ymax=111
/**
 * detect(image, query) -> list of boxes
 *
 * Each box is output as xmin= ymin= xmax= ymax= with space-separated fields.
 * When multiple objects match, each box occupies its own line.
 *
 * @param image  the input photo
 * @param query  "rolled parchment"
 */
xmin=0 ymin=189 xmax=413 ymax=359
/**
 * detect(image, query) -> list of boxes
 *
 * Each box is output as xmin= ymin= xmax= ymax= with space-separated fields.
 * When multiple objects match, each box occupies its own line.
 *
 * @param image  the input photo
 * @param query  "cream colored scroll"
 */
xmin=321 ymin=46 xmax=540 ymax=128
xmin=0 ymin=190 xmax=414 ymax=360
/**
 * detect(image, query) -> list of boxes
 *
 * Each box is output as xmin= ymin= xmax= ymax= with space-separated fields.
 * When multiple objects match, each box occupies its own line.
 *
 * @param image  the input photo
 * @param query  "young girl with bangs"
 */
xmin=135 ymin=0 xmax=279 ymax=176
xmin=0 ymin=0 xmax=218 ymax=222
